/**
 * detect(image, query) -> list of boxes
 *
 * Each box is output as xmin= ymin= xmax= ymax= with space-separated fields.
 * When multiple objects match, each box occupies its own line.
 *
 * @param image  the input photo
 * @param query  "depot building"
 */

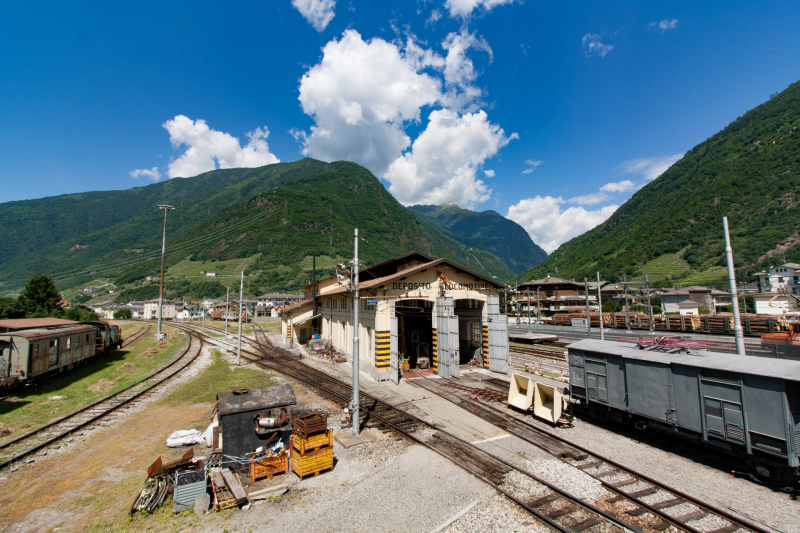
xmin=280 ymin=251 xmax=509 ymax=383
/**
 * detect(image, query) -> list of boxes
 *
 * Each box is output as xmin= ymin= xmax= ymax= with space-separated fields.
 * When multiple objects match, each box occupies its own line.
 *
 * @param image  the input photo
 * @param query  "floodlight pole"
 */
xmin=351 ymin=229 xmax=360 ymax=437
xmin=597 ymin=272 xmax=604 ymax=340
xmin=723 ymin=217 xmax=746 ymax=355
xmin=156 ymin=205 xmax=174 ymax=341
xmin=225 ymin=287 xmax=229 ymax=339
xmin=237 ymin=271 xmax=243 ymax=365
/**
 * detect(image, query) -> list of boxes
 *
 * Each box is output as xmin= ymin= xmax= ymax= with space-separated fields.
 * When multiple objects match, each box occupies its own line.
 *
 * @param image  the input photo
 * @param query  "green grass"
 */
xmin=635 ymin=253 xmax=691 ymax=282
xmin=159 ymin=349 xmax=277 ymax=405
xmin=0 ymin=326 xmax=186 ymax=447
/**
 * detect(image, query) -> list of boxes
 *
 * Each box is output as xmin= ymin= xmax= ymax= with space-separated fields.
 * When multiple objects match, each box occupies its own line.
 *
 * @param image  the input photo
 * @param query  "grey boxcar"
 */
xmin=568 ymin=338 xmax=800 ymax=486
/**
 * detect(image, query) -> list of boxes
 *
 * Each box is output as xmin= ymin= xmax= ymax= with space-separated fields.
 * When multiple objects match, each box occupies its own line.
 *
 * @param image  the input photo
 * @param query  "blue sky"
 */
xmin=1 ymin=0 xmax=798 ymax=252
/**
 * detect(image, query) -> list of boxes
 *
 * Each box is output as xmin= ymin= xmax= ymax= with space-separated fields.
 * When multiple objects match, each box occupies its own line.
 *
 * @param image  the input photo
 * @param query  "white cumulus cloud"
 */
xmin=582 ymin=33 xmax=614 ymax=58
xmin=292 ymin=0 xmax=336 ymax=32
xmin=600 ymin=179 xmax=636 ymax=193
xmin=483 ymin=169 xmax=495 ymax=177
xmin=129 ymin=167 xmax=161 ymax=181
xmin=650 ymin=19 xmax=679 ymax=32
xmin=297 ymin=30 xmax=443 ymax=177
xmin=445 ymin=0 xmax=514 ymax=18
xmin=384 ymin=109 xmax=516 ymax=209
xmin=521 ymin=159 xmax=542 ymax=174
xmin=163 ymin=116 xmax=279 ymax=178
xmin=440 ymin=30 xmax=491 ymax=111
xmin=507 ymin=196 xmax=618 ymax=253
xmin=621 ymin=153 xmax=684 ymax=181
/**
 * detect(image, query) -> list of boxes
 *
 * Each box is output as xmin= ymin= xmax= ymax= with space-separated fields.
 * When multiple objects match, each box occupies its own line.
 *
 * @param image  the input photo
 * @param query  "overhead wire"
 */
xmin=48 ymin=206 xmax=283 ymax=282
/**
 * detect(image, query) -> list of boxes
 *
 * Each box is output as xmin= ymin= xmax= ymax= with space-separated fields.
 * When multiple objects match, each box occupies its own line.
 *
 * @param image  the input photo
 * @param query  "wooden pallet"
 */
xmin=295 ymin=466 xmax=334 ymax=480
xmin=292 ymin=429 xmax=333 ymax=454
xmin=292 ymin=447 xmax=333 ymax=479
xmin=250 ymin=454 xmax=289 ymax=483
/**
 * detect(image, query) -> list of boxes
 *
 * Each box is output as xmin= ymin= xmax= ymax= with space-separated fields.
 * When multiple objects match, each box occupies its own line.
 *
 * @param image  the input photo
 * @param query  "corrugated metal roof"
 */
xmin=217 ymin=384 xmax=296 ymax=415
xmin=568 ymin=338 xmax=800 ymax=381
xmin=0 ymin=318 xmax=78 ymax=331
xmin=0 ymin=324 xmax=96 ymax=339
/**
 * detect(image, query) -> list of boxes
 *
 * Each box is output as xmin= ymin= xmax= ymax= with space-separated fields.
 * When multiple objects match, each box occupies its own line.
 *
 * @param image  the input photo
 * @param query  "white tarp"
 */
xmin=166 ymin=429 xmax=205 ymax=447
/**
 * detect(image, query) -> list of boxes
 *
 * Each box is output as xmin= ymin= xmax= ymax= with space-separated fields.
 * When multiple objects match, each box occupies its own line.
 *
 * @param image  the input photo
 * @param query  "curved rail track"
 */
xmin=173 ymin=323 xmax=638 ymax=533
xmin=0 ymin=329 xmax=205 ymax=470
xmin=420 ymin=373 xmax=777 ymax=533
xmin=120 ymin=324 xmax=152 ymax=348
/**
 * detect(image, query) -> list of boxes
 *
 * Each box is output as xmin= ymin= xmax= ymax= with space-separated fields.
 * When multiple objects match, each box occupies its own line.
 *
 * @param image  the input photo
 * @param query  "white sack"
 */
xmin=166 ymin=429 xmax=205 ymax=447
xmin=203 ymin=421 xmax=218 ymax=447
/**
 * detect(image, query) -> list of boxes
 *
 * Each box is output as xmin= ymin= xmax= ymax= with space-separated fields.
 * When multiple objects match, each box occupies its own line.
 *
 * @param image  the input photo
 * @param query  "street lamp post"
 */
xmin=156 ymin=205 xmax=174 ymax=341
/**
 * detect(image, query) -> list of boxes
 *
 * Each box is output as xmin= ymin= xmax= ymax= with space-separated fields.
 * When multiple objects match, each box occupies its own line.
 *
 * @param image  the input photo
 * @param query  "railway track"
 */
xmin=511 ymin=344 xmax=568 ymax=359
xmin=416 ymin=374 xmax=776 ymax=533
xmin=121 ymin=324 xmax=152 ymax=347
xmin=175 ymin=323 xmax=637 ymax=533
xmin=0 ymin=329 xmax=204 ymax=471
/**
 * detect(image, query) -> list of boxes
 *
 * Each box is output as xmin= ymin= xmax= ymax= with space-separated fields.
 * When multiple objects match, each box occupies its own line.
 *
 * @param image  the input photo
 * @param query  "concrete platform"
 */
xmin=335 ymin=429 xmax=378 ymax=448
xmin=508 ymin=332 xmax=559 ymax=342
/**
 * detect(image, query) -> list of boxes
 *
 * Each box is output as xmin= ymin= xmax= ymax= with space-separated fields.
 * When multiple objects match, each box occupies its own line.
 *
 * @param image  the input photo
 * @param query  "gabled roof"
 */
xmin=519 ymin=277 xmax=609 ymax=290
xmin=282 ymin=298 xmax=312 ymax=313
xmin=780 ymin=263 xmax=800 ymax=269
xmin=662 ymin=286 xmax=730 ymax=296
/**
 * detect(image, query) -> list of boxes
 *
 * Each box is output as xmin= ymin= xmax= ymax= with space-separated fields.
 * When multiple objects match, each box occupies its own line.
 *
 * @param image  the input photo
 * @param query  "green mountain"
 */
xmin=0 ymin=159 xmax=516 ymax=296
xmin=522 ymin=80 xmax=800 ymax=286
xmin=409 ymin=204 xmax=548 ymax=274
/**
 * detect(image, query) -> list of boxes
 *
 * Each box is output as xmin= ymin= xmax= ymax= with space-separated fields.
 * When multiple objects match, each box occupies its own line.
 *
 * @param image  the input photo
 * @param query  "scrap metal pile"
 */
xmin=130 ymin=385 xmax=336 ymax=515
xmin=307 ymin=338 xmax=347 ymax=363
xmin=620 ymin=335 xmax=733 ymax=352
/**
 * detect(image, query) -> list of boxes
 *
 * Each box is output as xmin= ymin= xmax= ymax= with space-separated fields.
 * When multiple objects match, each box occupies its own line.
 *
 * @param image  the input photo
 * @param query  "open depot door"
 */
xmin=390 ymin=299 xmax=400 ymax=384
xmin=435 ymin=296 xmax=460 ymax=379
xmin=487 ymin=295 xmax=509 ymax=374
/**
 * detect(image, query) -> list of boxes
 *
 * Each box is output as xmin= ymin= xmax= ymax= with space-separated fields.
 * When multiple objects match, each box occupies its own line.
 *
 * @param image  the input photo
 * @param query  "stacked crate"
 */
xmin=291 ymin=411 xmax=334 ymax=480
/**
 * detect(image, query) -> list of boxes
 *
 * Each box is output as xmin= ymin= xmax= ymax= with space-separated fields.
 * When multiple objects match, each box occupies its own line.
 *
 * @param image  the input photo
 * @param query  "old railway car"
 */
xmin=567 ymin=339 xmax=800 ymax=486
xmin=0 ymin=321 xmax=122 ymax=389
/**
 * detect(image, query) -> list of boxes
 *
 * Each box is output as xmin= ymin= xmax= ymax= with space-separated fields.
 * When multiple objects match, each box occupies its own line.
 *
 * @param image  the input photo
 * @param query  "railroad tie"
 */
xmin=608 ymin=478 xmax=638 ymax=488
xmin=650 ymin=497 xmax=684 ymax=510
xmin=575 ymin=459 xmax=603 ymax=470
xmin=650 ymin=520 xmax=671 ymax=531
xmin=625 ymin=507 xmax=648 ymax=517
xmin=569 ymin=516 xmax=603 ymax=532
xmin=674 ymin=510 xmax=709 ymax=523
xmin=625 ymin=487 xmax=658 ymax=499
xmin=527 ymin=494 xmax=558 ymax=507
xmin=546 ymin=504 xmax=578 ymax=519
xmin=595 ymin=468 xmax=620 ymax=478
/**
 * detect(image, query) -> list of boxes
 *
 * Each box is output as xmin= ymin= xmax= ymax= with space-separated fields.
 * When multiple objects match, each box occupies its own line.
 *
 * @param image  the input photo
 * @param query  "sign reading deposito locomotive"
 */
xmin=391 ymin=282 xmax=490 ymax=291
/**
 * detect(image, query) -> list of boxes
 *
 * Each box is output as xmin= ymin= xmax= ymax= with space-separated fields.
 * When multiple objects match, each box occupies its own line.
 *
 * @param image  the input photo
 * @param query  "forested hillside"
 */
xmin=409 ymin=204 xmax=547 ymax=274
xmin=0 ymin=159 xmax=516 ymax=296
xmin=522 ymin=80 xmax=800 ymax=285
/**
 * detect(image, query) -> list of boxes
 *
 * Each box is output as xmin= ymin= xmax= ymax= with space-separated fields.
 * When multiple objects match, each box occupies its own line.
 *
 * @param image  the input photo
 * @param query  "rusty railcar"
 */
xmin=0 ymin=324 xmax=98 ymax=388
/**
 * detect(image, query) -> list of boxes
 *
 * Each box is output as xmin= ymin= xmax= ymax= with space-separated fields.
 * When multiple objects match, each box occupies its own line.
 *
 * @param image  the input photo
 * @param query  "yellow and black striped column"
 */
xmin=375 ymin=331 xmax=390 ymax=370
xmin=431 ymin=328 xmax=438 ymax=372
xmin=482 ymin=325 xmax=489 ymax=368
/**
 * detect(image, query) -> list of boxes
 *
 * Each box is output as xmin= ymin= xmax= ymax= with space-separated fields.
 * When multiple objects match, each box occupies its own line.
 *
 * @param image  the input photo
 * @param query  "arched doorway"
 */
xmin=455 ymin=299 xmax=484 ymax=364
xmin=395 ymin=299 xmax=433 ymax=369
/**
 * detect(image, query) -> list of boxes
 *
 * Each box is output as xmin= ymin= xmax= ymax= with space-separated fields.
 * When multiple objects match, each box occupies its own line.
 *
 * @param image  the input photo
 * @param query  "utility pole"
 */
xmin=646 ymin=272 xmax=653 ymax=332
xmin=527 ymin=288 xmax=531 ymax=333
xmin=350 ymin=229 xmax=360 ymax=438
xmin=597 ymin=272 xmax=604 ymax=341
xmin=584 ymin=277 xmax=591 ymax=337
xmin=237 ymin=271 xmax=243 ymax=365
xmin=312 ymin=255 xmax=318 ymax=336
xmin=156 ymin=205 xmax=174 ymax=341
xmin=225 ymin=287 xmax=229 ymax=339
xmin=723 ymin=217 xmax=746 ymax=355
xmin=623 ymin=272 xmax=630 ymax=330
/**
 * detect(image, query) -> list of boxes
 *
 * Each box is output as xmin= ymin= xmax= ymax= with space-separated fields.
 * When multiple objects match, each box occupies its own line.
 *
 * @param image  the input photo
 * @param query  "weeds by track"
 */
xmin=0 ymin=329 xmax=204 ymax=471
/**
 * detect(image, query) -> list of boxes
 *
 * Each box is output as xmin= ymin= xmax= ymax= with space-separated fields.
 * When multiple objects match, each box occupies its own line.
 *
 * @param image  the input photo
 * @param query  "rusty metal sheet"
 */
xmin=217 ymin=384 xmax=296 ymax=415
xmin=0 ymin=318 xmax=79 ymax=331
xmin=0 ymin=324 xmax=96 ymax=340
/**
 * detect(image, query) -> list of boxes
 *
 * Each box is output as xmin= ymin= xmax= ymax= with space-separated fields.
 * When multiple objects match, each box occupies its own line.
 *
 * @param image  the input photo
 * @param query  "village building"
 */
xmin=280 ymin=251 xmax=509 ymax=383
xmin=660 ymin=286 xmax=732 ymax=314
xmin=516 ymin=276 xmax=608 ymax=318
xmin=257 ymin=293 xmax=304 ymax=308
xmin=755 ymin=263 xmax=800 ymax=294
xmin=143 ymin=299 xmax=176 ymax=320
xmin=752 ymin=292 xmax=800 ymax=315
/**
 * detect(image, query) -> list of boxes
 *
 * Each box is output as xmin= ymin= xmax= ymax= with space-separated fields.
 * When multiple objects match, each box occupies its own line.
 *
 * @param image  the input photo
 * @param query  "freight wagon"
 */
xmin=567 ymin=338 xmax=800 ymax=486
xmin=0 ymin=321 xmax=122 ymax=389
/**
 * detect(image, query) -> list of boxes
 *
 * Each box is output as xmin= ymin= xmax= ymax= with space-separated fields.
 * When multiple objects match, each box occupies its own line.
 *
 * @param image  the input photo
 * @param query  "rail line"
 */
xmin=120 ymin=323 xmax=152 ymax=347
xmin=173 ymin=323 xmax=638 ymax=533
xmin=419 ymin=373 xmax=776 ymax=533
xmin=0 ymin=329 xmax=205 ymax=470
